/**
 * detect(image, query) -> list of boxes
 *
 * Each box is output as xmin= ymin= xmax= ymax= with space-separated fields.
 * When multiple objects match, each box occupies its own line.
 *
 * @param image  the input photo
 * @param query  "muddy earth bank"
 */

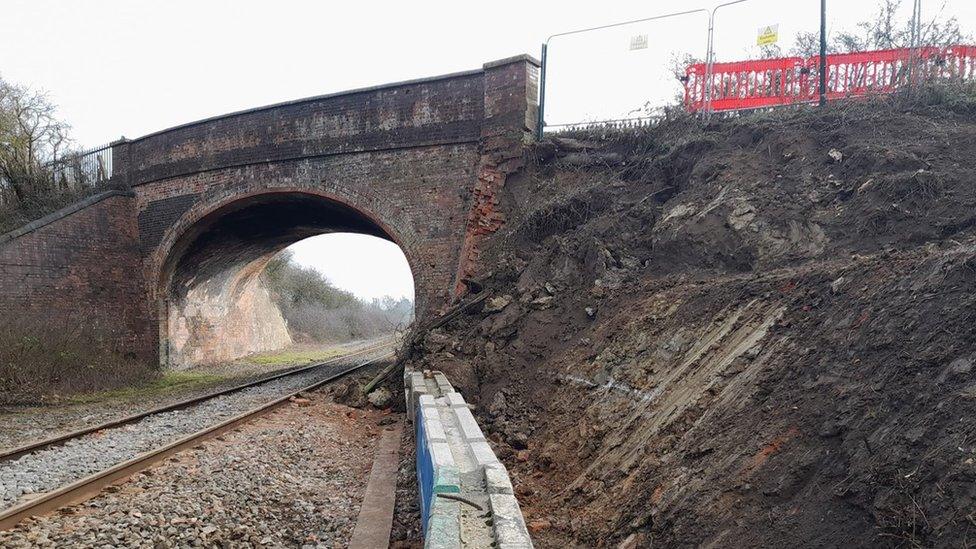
xmin=407 ymin=94 xmax=976 ymax=547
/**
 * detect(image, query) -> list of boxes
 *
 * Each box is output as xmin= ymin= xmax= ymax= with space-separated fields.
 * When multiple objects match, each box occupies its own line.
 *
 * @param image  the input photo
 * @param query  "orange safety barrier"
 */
xmin=684 ymin=44 xmax=976 ymax=113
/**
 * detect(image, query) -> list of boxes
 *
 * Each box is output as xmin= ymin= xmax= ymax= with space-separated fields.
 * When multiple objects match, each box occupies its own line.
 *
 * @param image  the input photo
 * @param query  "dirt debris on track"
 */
xmin=407 ymin=89 xmax=976 ymax=548
xmin=0 ymin=386 xmax=401 ymax=548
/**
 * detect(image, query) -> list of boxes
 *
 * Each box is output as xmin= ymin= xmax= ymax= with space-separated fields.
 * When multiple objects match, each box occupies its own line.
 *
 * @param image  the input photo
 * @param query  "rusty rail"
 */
xmin=0 ymin=349 xmax=395 ymax=531
xmin=0 ymin=338 xmax=392 ymax=463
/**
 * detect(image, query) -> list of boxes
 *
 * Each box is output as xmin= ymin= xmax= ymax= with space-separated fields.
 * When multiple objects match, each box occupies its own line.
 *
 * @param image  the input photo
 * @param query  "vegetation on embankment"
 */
xmin=65 ymin=371 xmax=223 ymax=405
xmin=0 ymin=74 xmax=123 ymax=235
xmin=242 ymin=345 xmax=347 ymax=367
xmin=407 ymin=84 xmax=976 ymax=548
xmin=262 ymin=251 xmax=413 ymax=344
xmin=0 ymin=315 xmax=155 ymax=405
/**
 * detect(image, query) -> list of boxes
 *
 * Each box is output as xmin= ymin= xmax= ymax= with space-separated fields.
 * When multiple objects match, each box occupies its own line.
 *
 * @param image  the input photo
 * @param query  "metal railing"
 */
xmin=47 ymin=143 xmax=114 ymax=190
xmin=545 ymin=115 xmax=666 ymax=133
xmin=1 ymin=144 xmax=115 ymax=206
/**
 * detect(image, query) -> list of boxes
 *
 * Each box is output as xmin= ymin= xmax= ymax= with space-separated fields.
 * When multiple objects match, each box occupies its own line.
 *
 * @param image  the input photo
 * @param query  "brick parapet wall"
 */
xmin=0 ymin=194 xmax=152 ymax=360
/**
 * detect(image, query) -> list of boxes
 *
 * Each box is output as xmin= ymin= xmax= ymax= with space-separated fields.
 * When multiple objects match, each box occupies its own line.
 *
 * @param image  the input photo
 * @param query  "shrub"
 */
xmin=262 ymin=251 xmax=413 ymax=343
xmin=0 ymin=313 xmax=155 ymax=405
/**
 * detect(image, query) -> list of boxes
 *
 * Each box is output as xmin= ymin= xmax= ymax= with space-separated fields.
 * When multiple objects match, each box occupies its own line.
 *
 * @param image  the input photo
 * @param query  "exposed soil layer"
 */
xmin=408 ymin=91 xmax=976 ymax=548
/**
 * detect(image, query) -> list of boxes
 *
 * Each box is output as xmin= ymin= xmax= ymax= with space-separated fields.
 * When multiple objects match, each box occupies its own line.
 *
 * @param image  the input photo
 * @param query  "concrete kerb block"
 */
xmin=419 ymin=394 xmax=437 ymax=409
xmin=429 ymin=442 xmax=455 ymax=470
xmin=452 ymin=406 xmax=487 ymax=442
xmin=433 ymin=372 xmax=454 ymax=394
xmin=412 ymin=385 xmax=431 ymax=421
xmin=404 ymin=368 xmax=415 ymax=421
xmin=411 ymin=371 xmax=426 ymax=392
xmin=484 ymin=464 xmax=515 ymax=495
xmin=423 ymin=412 xmax=448 ymax=444
xmin=425 ymin=497 xmax=461 ymax=549
xmin=468 ymin=440 xmax=502 ymax=468
xmin=432 ymin=464 xmax=461 ymax=495
xmin=489 ymin=494 xmax=534 ymax=548
xmin=444 ymin=392 xmax=467 ymax=409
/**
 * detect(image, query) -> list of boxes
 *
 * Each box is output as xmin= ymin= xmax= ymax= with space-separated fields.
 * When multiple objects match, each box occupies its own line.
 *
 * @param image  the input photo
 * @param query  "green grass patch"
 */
xmin=243 ymin=347 xmax=345 ymax=367
xmin=67 ymin=371 xmax=224 ymax=404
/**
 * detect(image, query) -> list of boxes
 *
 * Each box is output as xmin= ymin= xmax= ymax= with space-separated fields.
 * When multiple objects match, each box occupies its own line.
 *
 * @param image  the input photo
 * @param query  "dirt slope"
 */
xmin=408 ymin=89 xmax=976 ymax=548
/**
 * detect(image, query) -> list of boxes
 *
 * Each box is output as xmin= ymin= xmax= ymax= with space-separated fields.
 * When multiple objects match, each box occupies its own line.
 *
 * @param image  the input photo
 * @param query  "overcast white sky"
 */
xmin=287 ymin=233 xmax=414 ymax=302
xmin=1 ymin=0 xmax=972 ymax=300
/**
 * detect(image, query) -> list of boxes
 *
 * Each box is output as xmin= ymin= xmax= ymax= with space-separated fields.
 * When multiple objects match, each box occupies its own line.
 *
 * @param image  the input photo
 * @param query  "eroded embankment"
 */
xmin=407 ymin=92 xmax=976 ymax=547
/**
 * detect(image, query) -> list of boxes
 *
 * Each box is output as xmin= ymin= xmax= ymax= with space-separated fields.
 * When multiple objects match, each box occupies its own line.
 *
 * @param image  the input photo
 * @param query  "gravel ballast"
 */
xmin=0 ymin=390 xmax=397 ymax=548
xmin=0 ymin=338 xmax=386 ymax=453
xmin=0 ymin=350 xmax=390 ymax=510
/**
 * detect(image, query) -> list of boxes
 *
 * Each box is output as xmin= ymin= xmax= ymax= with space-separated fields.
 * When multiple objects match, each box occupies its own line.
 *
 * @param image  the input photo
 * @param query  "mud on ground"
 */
xmin=408 ymin=89 xmax=976 ymax=548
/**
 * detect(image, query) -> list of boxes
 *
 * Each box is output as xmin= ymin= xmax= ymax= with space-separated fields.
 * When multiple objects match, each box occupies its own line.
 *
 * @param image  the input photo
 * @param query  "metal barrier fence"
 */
xmin=47 ymin=143 xmax=114 ymax=190
xmin=0 ymin=144 xmax=114 ymax=206
xmin=538 ymin=0 xmax=975 ymax=135
xmin=685 ymin=44 xmax=976 ymax=112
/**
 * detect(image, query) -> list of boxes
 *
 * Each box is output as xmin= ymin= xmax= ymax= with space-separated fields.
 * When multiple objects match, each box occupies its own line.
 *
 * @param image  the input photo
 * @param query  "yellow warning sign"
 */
xmin=757 ymin=24 xmax=779 ymax=46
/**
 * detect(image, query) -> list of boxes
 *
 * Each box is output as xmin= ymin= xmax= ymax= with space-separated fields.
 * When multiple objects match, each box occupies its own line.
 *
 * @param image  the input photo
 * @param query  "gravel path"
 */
xmin=0 ymin=338 xmax=386 ymax=453
xmin=0 ymin=390 xmax=396 ymax=548
xmin=0 ymin=348 xmax=391 ymax=510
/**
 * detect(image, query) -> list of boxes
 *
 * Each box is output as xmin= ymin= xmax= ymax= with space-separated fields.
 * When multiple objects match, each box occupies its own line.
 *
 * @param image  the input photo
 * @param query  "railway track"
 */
xmin=0 ymin=342 xmax=396 ymax=531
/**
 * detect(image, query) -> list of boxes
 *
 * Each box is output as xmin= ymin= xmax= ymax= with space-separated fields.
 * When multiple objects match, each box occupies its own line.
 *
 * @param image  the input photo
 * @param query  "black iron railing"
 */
xmin=47 ymin=143 xmax=114 ymax=189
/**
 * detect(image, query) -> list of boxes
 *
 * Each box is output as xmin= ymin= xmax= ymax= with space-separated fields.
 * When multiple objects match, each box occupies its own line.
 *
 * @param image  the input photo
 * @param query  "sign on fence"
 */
xmin=757 ymin=24 xmax=779 ymax=46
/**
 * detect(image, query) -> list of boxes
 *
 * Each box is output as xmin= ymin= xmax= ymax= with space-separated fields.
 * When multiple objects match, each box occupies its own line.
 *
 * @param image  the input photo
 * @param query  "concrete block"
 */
xmin=411 ymin=385 xmax=430 ymax=420
xmin=432 ymin=464 xmax=461 ymax=494
xmin=444 ymin=392 xmax=467 ymax=408
xmin=423 ymin=414 xmax=448 ymax=443
xmin=452 ymin=407 xmax=487 ymax=442
xmin=484 ymin=464 xmax=515 ymax=495
xmin=411 ymin=371 xmax=426 ymax=391
xmin=429 ymin=442 xmax=455 ymax=469
xmin=489 ymin=494 xmax=534 ymax=548
xmin=433 ymin=372 xmax=454 ymax=394
xmin=425 ymin=498 xmax=461 ymax=549
xmin=468 ymin=441 xmax=501 ymax=468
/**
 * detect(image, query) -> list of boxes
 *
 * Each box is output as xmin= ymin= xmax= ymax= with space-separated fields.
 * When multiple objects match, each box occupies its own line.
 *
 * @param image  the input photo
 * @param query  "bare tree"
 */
xmin=791 ymin=0 xmax=969 ymax=56
xmin=0 ymin=76 xmax=71 ymax=204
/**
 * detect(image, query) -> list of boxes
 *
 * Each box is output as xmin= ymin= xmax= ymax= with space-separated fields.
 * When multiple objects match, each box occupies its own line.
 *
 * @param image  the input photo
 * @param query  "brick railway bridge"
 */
xmin=0 ymin=56 xmax=539 ymax=368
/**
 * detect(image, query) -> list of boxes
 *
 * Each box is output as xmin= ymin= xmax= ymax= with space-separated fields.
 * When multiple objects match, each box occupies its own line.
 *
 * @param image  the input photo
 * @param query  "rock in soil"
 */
xmin=409 ymin=101 xmax=976 ymax=548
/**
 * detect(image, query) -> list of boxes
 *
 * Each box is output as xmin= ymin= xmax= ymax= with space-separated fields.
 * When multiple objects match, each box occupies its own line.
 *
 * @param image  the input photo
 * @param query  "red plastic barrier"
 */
xmin=685 ymin=45 xmax=976 ymax=113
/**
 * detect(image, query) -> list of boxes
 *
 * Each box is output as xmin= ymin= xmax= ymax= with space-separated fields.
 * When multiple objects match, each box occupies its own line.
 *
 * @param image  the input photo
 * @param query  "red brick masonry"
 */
xmin=0 ymin=56 xmax=539 ymax=366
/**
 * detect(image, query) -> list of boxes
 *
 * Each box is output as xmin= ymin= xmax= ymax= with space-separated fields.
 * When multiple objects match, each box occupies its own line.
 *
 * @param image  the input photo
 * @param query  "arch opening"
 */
xmin=157 ymin=191 xmax=415 ymax=369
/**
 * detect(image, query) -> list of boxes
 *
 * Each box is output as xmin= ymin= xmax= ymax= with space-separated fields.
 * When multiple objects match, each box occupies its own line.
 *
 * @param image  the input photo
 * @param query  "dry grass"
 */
xmin=0 ymin=314 xmax=156 ymax=405
xmin=0 ymin=183 xmax=118 ymax=235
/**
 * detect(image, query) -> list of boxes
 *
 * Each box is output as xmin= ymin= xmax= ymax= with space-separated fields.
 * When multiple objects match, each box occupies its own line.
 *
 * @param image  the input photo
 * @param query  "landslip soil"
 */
xmin=407 ymin=88 xmax=976 ymax=547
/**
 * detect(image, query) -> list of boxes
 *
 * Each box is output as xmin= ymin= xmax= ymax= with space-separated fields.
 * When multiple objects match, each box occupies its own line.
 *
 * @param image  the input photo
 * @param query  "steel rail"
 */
xmin=0 ymin=350 xmax=395 ymax=531
xmin=0 ymin=338 xmax=394 ymax=462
